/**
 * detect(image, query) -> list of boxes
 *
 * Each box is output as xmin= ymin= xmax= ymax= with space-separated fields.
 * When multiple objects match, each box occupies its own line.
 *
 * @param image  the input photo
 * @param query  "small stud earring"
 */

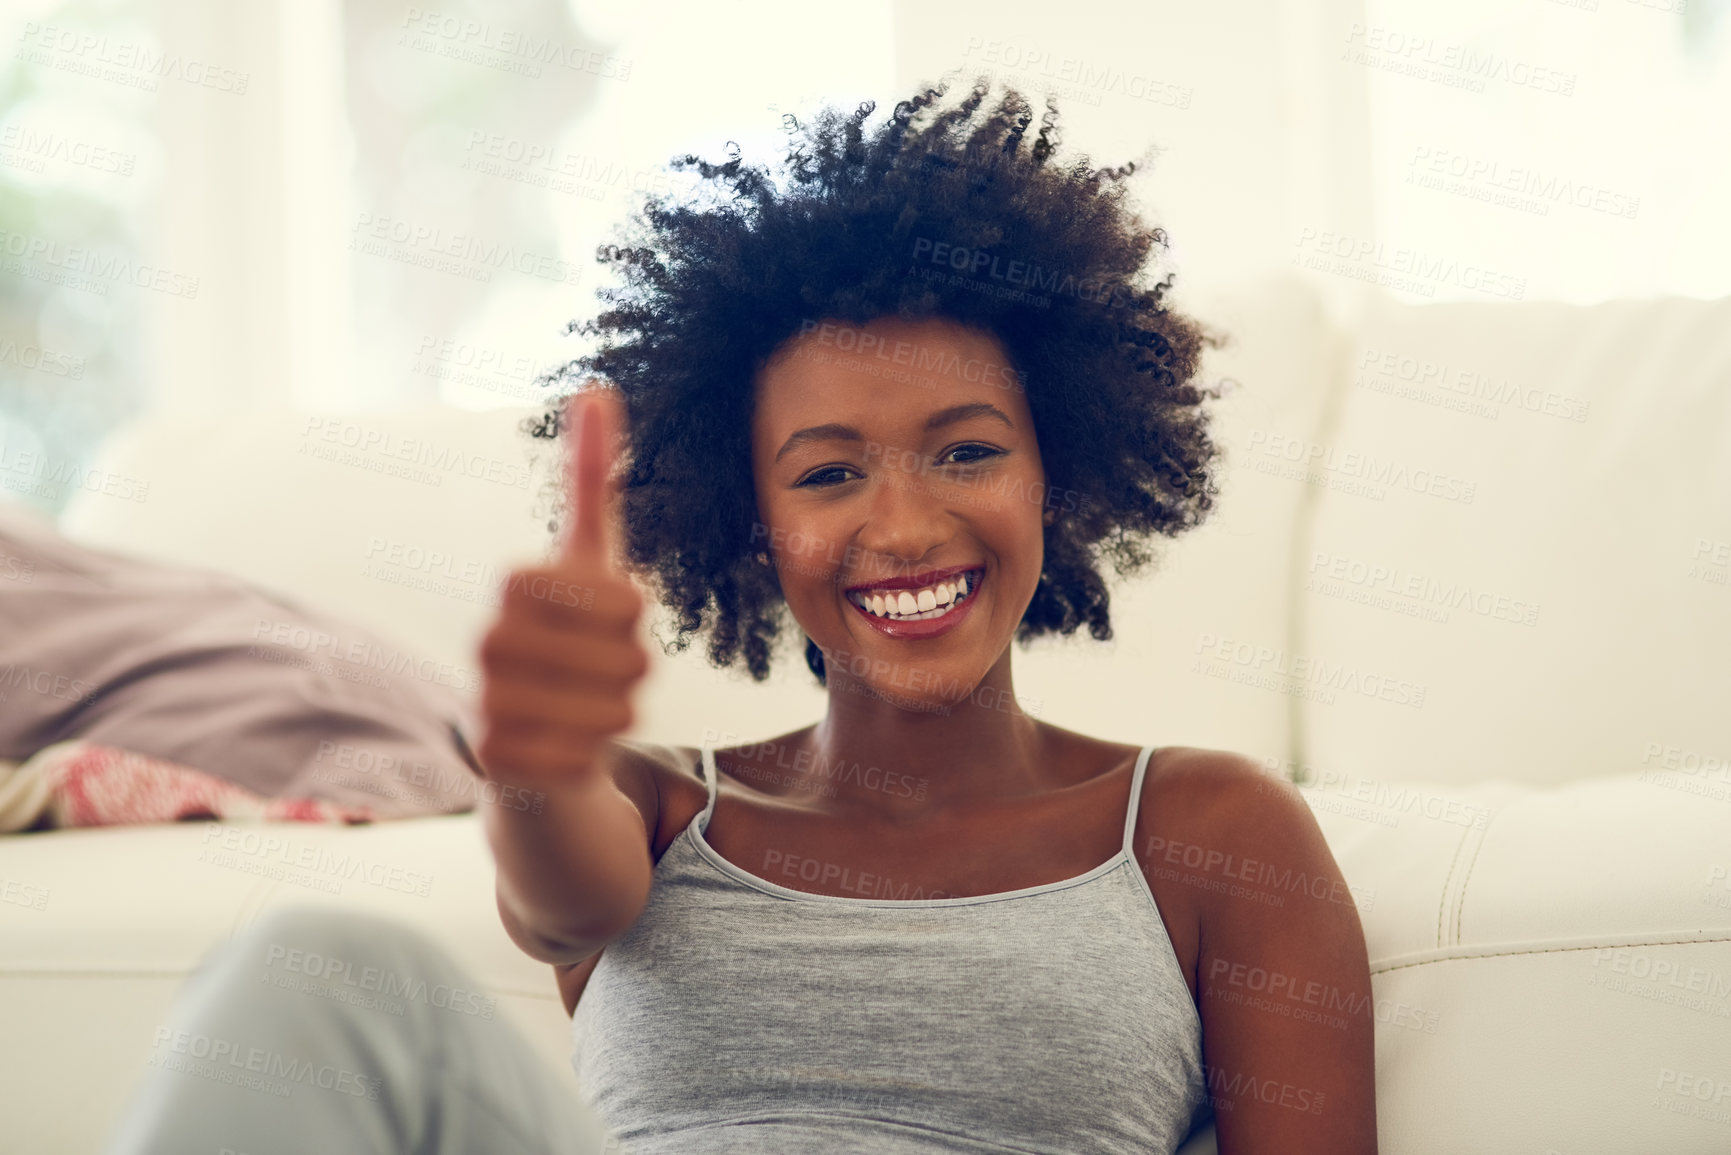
xmin=755 ymin=551 xmax=770 ymax=566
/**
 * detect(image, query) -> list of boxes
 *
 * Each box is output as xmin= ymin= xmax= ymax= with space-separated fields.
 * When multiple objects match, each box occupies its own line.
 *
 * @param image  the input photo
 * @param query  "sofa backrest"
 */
xmin=57 ymin=278 xmax=1727 ymax=787
xmin=55 ymin=277 xmax=1345 ymax=768
xmin=1290 ymin=291 xmax=1731 ymax=787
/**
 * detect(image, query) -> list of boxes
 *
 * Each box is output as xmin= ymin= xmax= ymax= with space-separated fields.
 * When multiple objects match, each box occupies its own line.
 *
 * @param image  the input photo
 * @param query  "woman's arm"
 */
xmin=484 ymin=739 xmax=657 ymax=965
xmin=1184 ymin=754 xmax=1380 ymax=1154
xmin=477 ymin=390 xmax=658 ymax=965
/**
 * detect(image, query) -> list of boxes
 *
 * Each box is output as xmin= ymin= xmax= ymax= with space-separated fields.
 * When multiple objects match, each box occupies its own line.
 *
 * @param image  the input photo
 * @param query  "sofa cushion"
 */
xmin=1303 ymin=769 xmax=1731 ymax=1153
xmin=1286 ymin=292 xmax=1731 ymax=786
xmin=4 ymin=769 xmax=1726 ymax=1153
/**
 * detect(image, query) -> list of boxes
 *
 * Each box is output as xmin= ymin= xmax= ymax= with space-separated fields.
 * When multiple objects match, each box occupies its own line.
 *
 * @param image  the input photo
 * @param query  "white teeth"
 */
xmin=849 ymin=571 xmax=980 ymax=621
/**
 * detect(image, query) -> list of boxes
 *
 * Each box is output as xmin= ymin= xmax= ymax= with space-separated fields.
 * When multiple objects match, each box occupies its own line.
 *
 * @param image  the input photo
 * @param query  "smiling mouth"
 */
xmin=845 ymin=568 xmax=984 ymax=622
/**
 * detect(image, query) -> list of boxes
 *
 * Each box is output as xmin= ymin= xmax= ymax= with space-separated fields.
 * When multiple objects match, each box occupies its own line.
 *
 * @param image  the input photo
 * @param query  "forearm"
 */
xmin=483 ymin=774 xmax=653 ymax=962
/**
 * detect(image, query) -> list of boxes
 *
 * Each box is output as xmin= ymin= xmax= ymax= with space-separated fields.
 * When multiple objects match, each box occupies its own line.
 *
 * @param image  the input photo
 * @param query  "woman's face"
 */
xmin=750 ymin=315 xmax=1048 ymax=710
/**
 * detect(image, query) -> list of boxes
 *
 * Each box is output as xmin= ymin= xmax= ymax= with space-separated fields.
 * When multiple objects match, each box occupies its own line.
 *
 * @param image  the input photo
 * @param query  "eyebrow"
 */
xmin=773 ymin=402 xmax=1015 ymax=463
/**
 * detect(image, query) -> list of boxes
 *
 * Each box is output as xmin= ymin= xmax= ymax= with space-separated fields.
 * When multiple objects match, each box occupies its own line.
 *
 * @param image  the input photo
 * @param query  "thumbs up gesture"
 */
xmin=476 ymin=388 xmax=651 ymax=786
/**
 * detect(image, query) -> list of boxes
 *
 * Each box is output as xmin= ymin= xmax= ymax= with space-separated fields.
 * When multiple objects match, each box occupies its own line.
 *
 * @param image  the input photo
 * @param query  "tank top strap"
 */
xmin=697 ymin=744 xmax=720 ymax=831
xmin=1121 ymin=744 xmax=1159 ymax=857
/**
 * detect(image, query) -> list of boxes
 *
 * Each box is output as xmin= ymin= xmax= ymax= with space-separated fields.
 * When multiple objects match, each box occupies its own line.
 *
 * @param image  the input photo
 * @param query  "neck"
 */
xmin=807 ymin=647 xmax=1047 ymax=820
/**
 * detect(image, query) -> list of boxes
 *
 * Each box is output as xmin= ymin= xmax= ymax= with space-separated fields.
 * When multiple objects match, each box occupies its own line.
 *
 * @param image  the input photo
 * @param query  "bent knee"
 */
xmin=238 ymin=904 xmax=451 ymax=975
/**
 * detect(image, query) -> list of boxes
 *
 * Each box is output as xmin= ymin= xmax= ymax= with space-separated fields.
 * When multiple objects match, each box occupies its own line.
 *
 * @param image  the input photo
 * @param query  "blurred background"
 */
xmin=1 ymin=0 xmax=1727 ymax=521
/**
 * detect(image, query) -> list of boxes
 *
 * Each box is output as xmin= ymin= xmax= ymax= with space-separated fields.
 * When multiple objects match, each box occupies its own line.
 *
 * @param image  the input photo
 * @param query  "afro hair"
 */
xmin=526 ymin=74 xmax=1225 ymax=684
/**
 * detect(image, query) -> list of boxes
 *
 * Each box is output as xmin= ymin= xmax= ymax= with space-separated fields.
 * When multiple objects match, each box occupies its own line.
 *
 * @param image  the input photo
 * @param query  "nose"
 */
xmin=854 ymin=456 xmax=951 ymax=576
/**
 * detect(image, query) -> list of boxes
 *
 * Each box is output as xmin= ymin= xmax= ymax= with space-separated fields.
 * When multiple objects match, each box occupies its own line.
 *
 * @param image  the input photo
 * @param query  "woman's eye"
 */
xmin=796 ymin=465 xmax=857 ymax=488
xmin=940 ymin=443 xmax=1003 ymax=466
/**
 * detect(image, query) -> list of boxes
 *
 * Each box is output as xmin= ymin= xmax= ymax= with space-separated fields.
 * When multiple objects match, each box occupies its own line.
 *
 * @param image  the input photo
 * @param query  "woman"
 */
xmin=105 ymin=78 xmax=1376 ymax=1155
xmin=482 ymin=78 xmax=1377 ymax=1153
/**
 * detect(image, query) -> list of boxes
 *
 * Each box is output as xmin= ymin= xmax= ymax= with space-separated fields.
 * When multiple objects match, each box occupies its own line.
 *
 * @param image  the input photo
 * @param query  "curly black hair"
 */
xmin=525 ymin=74 xmax=1225 ymax=685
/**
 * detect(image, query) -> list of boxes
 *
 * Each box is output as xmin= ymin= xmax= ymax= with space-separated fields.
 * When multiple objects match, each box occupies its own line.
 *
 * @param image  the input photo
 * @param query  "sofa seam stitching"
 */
xmin=1452 ymin=809 xmax=1499 ymax=945
xmin=1373 ymin=933 xmax=1731 ymax=974
xmin=1436 ymin=824 xmax=1472 ymax=949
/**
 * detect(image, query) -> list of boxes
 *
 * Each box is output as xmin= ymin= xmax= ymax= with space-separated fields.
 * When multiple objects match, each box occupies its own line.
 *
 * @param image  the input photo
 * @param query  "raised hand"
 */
xmin=476 ymin=388 xmax=651 ymax=787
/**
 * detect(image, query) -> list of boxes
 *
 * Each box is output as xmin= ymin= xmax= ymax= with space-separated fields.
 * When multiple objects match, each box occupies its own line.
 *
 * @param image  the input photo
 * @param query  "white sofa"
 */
xmin=3 ymin=274 xmax=1728 ymax=1153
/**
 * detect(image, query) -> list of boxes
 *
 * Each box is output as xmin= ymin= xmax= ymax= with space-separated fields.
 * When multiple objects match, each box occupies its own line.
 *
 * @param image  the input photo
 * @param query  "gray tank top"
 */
xmin=570 ymin=743 xmax=1210 ymax=1153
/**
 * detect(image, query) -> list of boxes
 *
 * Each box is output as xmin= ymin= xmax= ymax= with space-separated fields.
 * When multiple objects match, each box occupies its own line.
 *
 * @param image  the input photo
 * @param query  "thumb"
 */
xmin=561 ymin=386 xmax=625 ymax=566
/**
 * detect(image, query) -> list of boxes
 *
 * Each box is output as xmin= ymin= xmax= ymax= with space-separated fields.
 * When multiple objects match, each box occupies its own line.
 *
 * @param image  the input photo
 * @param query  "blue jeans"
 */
xmin=102 ymin=904 xmax=620 ymax=1155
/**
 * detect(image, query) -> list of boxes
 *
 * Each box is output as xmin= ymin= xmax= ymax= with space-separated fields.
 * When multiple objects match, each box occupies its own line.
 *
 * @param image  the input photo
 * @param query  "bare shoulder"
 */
xmin=1142 ymin=745 xmax=1332 ymax=876
xmin=1147 ymin=745 xmax=1297 ymax=823
xmin=609 ymin=739 xmax=704 ymax=857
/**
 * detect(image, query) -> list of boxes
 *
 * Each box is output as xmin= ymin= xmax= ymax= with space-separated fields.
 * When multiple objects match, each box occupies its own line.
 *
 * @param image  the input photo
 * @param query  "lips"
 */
xmin=844 ymin=567 xmax=984 ymax=640
xmin=842 ymin=564 xmax=978 ymax=594
xmin=846 ymin=567 xmax=981 ymax=621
